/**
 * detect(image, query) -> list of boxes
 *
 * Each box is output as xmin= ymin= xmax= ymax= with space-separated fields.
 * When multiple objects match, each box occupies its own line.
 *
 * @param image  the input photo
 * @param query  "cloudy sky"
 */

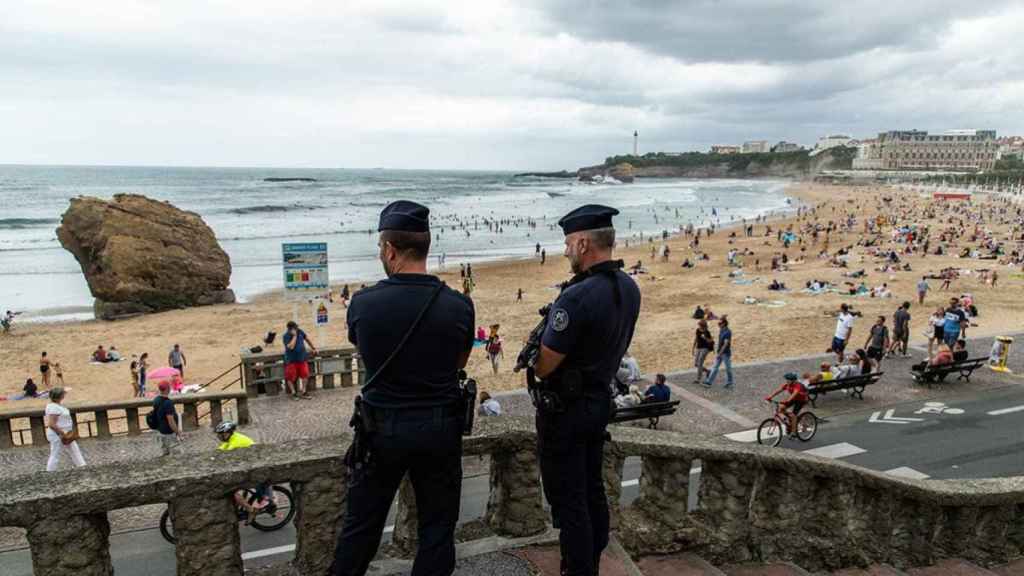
xmin=2 ymin=1 xmax=1023 ymax=170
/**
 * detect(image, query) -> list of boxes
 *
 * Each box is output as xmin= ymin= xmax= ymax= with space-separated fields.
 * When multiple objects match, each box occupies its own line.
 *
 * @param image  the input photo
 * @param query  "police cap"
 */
xmin=378 ymin=200 xmax=430 ymax=233
xmin=557 ymin=204 xmax=619 ymax=235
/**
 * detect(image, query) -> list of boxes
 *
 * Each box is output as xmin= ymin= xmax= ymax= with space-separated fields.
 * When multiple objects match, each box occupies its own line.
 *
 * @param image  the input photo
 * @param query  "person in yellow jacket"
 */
xmin=215 ymin=421 xmax=269 ymax=519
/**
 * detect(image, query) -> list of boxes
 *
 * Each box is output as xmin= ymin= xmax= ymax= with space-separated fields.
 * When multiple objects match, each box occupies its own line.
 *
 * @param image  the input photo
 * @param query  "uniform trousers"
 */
xmin=537 ymin=393 xmax=611 ymax=576
xmin=331 ymin=406 xmax=463 ymax=576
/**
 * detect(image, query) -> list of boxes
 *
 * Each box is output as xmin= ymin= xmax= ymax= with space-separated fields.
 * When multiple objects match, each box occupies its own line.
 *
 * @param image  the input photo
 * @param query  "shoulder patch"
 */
xmin=551 ymin=308 xmax=570 ymax=332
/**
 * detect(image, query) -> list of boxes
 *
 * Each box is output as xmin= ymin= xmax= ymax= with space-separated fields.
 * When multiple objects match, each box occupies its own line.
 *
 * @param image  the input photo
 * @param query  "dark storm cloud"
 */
xmin=537 ymin=0 xmax=1012 ymax=63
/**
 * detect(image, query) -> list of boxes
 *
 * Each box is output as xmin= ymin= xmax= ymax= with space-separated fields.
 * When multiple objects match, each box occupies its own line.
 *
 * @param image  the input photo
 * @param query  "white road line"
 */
xmin=724 ymin=429 xmax=760 ymax=443
xmin=242 ymin=544 xmax=295 ymax=560
xmin=885 ymin=466 xmax=930 ymax=480
xmin=988 ymin=405 xmax=1024 ymax=416
xmin=802 ymin=442 xmax=866 ymax=460
xmin=621 ymin=479 xmax=639 ymax=487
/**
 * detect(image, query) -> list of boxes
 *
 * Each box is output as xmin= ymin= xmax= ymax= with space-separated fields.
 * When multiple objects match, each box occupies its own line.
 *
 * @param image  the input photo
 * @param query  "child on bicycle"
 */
xmin=215 ymin=421 xmax=271 ymax=519
xmin=764 ymin=372 xmax=809 ymax=438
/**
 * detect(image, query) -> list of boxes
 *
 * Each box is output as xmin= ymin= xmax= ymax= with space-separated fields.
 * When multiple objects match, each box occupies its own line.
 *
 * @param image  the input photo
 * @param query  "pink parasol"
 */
xmin=149 ymin=366 xmax=184 ymax=392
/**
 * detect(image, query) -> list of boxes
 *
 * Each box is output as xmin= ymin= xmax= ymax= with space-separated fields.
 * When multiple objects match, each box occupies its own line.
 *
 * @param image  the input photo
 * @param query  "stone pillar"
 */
xmin=0 ymin=418 xmax=13 ymax=449
xmin=126 ymin=407 xmax=141 ymax=435
xmin=356 ymin=356 xmax=366 ymax=386
xmin=27 ymin=513 xmax=113 ymax=576
xmin=485 ymin=448 xmax=546 ymax=536
xmin=29 ymin=415 xmax=46 ymax=446
xmin=236 ymin=397 xmax=251 ymax=425
xmin=169 ymin=494 xmax=243 ymax=576
xmin=391 ymin=475 xmax=418 ymax=558
xmin=182 ymin=402 xmax=199 ymax=431
xmin=293 ymin=469 xmax=348 ymax=575
xmin=209 ymin=400 xmax=223 ymax=427
xmin=634 ymin=456 xmax=691 ymax=523
xmin=95 ymin=409 xmax=111 ymax=439
xmin=602 ymin=443 xmax=626 ymax=529
xmin=889 ymin=497 xmax=939 ymax=568
xmin=697 ymin=458 xmax=757 ymax=559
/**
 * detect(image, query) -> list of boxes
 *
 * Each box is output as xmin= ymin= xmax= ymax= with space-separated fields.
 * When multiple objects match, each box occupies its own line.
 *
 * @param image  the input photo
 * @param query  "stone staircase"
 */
xmin=509 ymin=544 xmax=1024 ymax=576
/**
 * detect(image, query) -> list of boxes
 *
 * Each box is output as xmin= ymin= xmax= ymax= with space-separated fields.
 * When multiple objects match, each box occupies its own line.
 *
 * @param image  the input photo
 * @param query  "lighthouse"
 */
xmin=633 ymin=130 xmax=639 ymax=156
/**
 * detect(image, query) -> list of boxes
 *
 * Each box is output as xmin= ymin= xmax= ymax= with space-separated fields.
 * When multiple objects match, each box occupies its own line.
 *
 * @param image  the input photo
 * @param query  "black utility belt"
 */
xmin=366 ymin=402 xmax=462 ymax=423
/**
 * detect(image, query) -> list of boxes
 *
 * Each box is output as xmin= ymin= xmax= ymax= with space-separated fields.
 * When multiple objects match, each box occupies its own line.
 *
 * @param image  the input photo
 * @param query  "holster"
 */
xmin=344 ymin=395 xmax=376 ymax=471
xmin=529 ymin=368 xmax=584 ymax=414
xmin=459 ymin=374 xmax=477 ymax=436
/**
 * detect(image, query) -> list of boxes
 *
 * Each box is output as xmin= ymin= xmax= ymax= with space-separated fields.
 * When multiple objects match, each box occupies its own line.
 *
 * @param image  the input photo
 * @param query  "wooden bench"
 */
xmin=610 ymin=400 xmax=681 ymax=429
xmin=807 ymin=372 xmax=883 ymax=406
xmin=912 ymin=357 xmax=988 ymax=387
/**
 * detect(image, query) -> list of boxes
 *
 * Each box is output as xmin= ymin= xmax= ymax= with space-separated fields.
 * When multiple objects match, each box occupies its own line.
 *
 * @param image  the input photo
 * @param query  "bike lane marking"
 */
xmin=884 ymin=466 xmax=930 ymax=480
xmin=988 ymin=404 xmax=1024 ymax=416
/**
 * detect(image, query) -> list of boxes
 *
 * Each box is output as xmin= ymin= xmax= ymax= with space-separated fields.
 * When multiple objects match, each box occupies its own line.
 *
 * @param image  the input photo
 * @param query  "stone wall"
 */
xmin=2 ymin=417 xmax=1024 ymax=575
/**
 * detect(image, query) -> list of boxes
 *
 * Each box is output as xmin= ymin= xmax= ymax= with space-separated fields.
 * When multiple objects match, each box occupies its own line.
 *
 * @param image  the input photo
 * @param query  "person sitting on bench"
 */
xmin=614 ymin=385 xmax=644 ymax=409
xmin=914 ymin=344 xmax=953 ymax=372
xmin=643 ymin=374 xmax=671 ymax=403
xmin=953 ymin=339 xmax=968 ymax=363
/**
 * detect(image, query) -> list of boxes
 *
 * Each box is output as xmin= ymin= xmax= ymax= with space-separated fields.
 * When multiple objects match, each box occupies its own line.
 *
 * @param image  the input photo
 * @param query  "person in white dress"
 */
xmin=44 ymin=387 xmax=86 ymax=472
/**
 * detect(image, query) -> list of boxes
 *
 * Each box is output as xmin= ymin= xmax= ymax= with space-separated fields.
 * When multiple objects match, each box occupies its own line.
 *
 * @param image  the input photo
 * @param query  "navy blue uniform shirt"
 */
xmin=541 ymin=267 xmax=641 ymax=391
xmin=347 ymin=273 xmax=475 ymax=409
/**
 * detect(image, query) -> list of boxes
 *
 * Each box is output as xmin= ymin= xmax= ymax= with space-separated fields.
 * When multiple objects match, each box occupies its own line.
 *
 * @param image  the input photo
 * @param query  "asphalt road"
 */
xmin=3 ymin=383 xmax=1021 ymax=574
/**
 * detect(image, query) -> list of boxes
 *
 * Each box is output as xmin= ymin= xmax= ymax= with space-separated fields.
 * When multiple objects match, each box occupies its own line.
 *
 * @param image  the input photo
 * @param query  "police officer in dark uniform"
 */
xmin=532 ymin=205 xmax=641 ymax=575
xmin=331 ymin=200 xmax=475 ymax=576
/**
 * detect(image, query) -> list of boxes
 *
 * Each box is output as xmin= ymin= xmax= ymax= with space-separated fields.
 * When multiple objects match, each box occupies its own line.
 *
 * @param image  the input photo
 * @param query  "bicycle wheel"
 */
xmin=796 ymin=412 xmax=818 ymax=442
xmin=159 ymin=509 xmax=177 ymax=544
xmin=757 ymin=418 xmax=783 ymax=447
xmin=250 ymin=486 xmax=296 ymax=532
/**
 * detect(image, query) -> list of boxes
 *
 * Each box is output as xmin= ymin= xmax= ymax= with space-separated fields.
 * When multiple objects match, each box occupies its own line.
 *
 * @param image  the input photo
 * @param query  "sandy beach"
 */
xmin=2 ymin=181 xmax=1022 ymax=412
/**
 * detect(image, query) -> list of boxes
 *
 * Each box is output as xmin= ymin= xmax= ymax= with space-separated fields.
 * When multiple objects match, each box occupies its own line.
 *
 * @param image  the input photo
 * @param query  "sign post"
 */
xmin=282 ymin=242 xmax=330 ymax=349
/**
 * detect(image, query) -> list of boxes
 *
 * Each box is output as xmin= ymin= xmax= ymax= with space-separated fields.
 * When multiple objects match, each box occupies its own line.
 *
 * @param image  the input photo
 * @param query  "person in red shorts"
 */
xmin=283 ymin=320 xmax=318 ymax=400
xmin=765 ymin=372 xmax=809 ymax=438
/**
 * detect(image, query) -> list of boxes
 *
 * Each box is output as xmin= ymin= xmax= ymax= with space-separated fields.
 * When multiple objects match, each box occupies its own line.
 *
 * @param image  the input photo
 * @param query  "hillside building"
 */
xmin=742 ymin=140 xmax=769 ymax=154
xmin=710 ymin=145 xmax=741 ymax=155
xmin=771 ymin=141 xmax=801 ymax=153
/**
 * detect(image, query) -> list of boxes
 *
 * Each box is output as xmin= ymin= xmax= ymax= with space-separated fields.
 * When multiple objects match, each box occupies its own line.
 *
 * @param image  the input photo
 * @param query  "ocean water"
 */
xmin=0 ymin=165 xmax=794 ymax=322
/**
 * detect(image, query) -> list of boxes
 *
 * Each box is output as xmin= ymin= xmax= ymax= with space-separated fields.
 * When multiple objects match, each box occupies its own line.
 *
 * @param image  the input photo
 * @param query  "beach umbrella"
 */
xmin=148 ymin=366 xmax=185 ymax=392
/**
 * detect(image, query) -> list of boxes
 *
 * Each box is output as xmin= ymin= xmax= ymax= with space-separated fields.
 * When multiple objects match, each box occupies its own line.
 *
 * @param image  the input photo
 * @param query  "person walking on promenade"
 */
xmin=692 ymin=319 xmax=714 ymax=384
xmin=828 ymin=303 xmax=856 ymax=365
xmin=888 ymin=302 xmax=911 ymax=357
xmin=168 ymin=344 xmax=187 ymax=380
xmin=45 ymin=387 xmax=86 ymax=472
xmin=283 ymin=321 xmax=318 ymax=400
xmin=704 ymin=316 xmax=734 ymax=389
xmin=152 ymin=381 xmax=181 ymax=456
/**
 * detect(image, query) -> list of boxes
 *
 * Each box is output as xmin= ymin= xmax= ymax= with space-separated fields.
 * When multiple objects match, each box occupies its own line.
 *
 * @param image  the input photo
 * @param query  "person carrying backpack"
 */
xmin=485 ymin=324 xmax=503 ymax=374
xmin=147 ymin=382 xmax=181 ymax=455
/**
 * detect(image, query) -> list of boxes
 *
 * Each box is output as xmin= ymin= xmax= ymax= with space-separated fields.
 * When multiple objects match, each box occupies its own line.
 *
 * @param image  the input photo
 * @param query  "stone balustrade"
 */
xmin=240 ymin=346 xmax=363 ymax=397
xmin=0 ymin=391 xmax=250 ymax=449
xmin=1 ymin=417 xmax=1023 ymax=575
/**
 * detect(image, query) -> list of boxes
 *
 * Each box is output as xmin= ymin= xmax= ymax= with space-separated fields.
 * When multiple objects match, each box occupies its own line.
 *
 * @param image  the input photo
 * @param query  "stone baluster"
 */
xmin=391 ymin=475 xmax=418 ymax=557
xmin=602 ymin=443 xmax=625 ymax=529
xmin=95 ymin=409 xmax=111 ymax=439
xmin=168 ymin=494 xmax=243 ymax=576
xmin=27 ymin=513 xmax=113 ymax=576
xmin=617 ymin=455 xmax=692 ymax=555
xmin=485 ymin=448 xmax=546 ymax=536
xmin=1009 ymin=503 xmax=1024 ymax=559
xmin=0 ymin=418 xmax=13 ymax=449
xmin=236 ymin=397 xmax=251 ymax=425
xmin=696 ymin=458 xmax=757 ymax=554
xmin=356 ymin=355 xmax=366 ymax=386
xmin=29 ymin=415 xmax=46 ymax=446
xmin=125 ymin=407 xmax=141 ymax=435
xmin=293 ymin=468 xmax=348 ymax=575
xmin=209 ymin=399 xmax=223 ymax=427
xmin=340 ymin=355 xmax=354 ymax=388
xmin=182 ymin=401 xmax=199 ymax=431
xmin=888 ymin=497 xmax=939 ymax=568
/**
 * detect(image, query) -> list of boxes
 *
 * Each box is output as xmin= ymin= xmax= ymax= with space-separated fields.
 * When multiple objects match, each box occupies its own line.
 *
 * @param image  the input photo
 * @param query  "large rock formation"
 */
xmin=57 ymin=194 xmax=234 ymax=319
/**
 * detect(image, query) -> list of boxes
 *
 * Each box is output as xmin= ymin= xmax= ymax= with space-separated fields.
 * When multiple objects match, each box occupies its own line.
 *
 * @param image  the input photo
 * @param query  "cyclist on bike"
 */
xmin=764 ymin=372 xmax=809 ymax=438
xmin=215 ymin=421 xmax=271 ymax=518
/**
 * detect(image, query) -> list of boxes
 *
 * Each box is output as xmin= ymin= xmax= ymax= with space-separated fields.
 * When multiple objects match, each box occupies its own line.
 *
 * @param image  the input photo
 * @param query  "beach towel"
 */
xmin=762 ymin=300 xmax=788 ymax=308
xmin=732 ymin=278 xmax=756 ymax=285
